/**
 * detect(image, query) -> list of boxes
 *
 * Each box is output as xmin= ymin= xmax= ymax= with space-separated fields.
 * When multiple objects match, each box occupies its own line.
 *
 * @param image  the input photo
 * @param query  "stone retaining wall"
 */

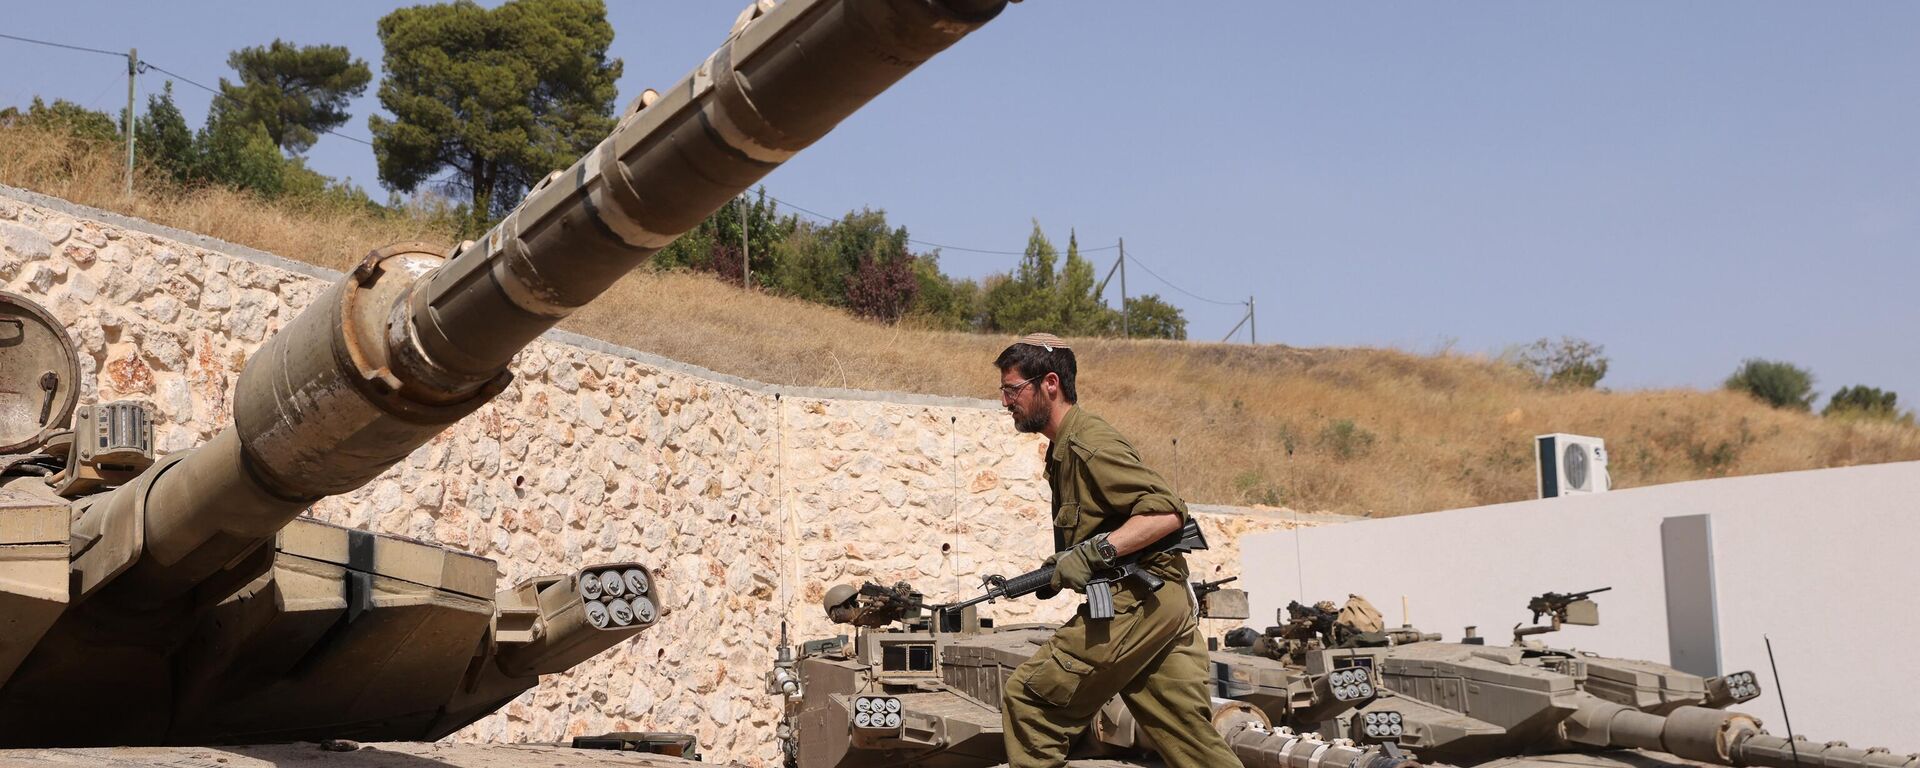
xmin=0 ymin=187 xmax=1324 ymax=766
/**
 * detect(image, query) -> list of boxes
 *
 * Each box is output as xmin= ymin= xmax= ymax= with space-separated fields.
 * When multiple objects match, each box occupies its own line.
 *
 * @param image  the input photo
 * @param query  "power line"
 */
xmin=4 ymin=32 xmax=1238 ymax=314
xmin=0 ymin=33 xmax=378 ymax=148
xmin=1122 ymin=250 xmax=1244 ymax=307
xmin=146 ymin=62 xmax=374 ymax=147
xmin=138 ymin=63 xmax=217 ymax=99
xmin=0 ymin=32 xmax=127 ymax=59
xmin=763 ymin=195 xmax=836 ymax=223
xmin=765 ymin=192 xmax=1254 ymax=331
xmin=910 ymin=239 xmax=1035 ymax=257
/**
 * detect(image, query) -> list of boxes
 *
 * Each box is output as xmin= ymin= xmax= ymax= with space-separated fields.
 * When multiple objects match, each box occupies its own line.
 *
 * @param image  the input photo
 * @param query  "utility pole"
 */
xmin=1119 ymin=238 xmax=1129 ymax=338
xmin=739 ymin=195 xmax=750 ymax=290
xmin=1095 ymin=239 xmax=1132 ymax=337
xmin=124 ymin=48 xmax=137 ymax=198
xmin=1221 ymin=297 xmax=1257 ymax=344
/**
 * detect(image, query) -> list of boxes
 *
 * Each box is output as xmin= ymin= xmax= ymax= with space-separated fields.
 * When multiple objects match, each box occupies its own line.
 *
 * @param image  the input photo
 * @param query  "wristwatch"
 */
xmin=1091 ymin=533 xmax=1118 ymax=562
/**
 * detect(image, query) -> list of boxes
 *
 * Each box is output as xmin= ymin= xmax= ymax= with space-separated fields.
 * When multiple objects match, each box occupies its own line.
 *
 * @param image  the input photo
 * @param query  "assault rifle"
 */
xmin=939 ymin=518 xmax=1208 ymax=621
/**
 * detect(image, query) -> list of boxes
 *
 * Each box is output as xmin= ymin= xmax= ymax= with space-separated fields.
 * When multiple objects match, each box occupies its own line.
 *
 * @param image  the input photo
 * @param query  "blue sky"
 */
xmin=3 ymin=3 xmax=1914 ymax=404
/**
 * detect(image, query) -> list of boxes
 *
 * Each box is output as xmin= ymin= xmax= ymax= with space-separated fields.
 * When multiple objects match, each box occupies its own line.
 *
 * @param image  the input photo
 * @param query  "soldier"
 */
xmin=993 ymin=333 xmax=1243 ymax=768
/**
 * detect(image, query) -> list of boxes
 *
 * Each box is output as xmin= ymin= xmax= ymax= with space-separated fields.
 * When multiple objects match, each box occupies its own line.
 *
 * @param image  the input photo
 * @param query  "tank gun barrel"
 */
xmin=1567 ymin=703 xmax=1918 ymax=768
xmin=65 ymin=0 xmax=1011 ymax=605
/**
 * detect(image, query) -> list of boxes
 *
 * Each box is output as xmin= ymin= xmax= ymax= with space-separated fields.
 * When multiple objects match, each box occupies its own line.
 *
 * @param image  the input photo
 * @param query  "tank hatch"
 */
xmin=0 ymin=292 xmax=80 ymax=453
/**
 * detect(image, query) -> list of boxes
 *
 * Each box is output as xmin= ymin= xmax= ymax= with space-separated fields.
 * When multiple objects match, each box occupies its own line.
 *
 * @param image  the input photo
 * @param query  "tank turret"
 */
xmin=0 ymin=0 xmax=1010 ymax=746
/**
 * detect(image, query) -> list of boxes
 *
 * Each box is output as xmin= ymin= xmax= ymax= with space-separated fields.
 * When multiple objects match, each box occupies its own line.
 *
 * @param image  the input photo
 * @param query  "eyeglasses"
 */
xmin=999 ymin=374 xmax=1042 ymax=399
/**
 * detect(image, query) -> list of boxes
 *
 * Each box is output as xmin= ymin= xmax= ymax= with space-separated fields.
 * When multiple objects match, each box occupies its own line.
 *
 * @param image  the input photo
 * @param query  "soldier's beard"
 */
xmin=1010 ymin=398 xmax=1051 ymax=434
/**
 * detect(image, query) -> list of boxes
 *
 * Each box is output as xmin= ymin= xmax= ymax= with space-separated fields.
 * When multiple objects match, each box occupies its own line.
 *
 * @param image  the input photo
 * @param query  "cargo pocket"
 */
xmin=1022 ymin=646 xmax=1094 ymax=708
xmin=1051 ymin=503 xmax=1080 ymax=551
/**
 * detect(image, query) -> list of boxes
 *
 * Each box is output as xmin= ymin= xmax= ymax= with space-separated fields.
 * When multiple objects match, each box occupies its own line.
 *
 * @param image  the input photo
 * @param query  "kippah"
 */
xmin=1017 ymin=332 xmax=1069 ymax=351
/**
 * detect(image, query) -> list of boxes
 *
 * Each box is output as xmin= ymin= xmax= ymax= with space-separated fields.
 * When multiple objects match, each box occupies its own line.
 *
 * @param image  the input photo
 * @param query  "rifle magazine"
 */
xmin=1086 ymin=581 xmax=1114 ymax=620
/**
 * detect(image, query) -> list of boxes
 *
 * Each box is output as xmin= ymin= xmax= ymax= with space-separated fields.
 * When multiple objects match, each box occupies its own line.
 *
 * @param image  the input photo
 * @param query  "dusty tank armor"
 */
xmin=0 ymin=0 xmax=1011 ymax=753
xmin=775 ymin=580 xmax=1913 ymax=768
xmin=768 ymin=581 xmax=1424 ymax=768
xmin=1206 ymin=589 xmax=1919 ymax=768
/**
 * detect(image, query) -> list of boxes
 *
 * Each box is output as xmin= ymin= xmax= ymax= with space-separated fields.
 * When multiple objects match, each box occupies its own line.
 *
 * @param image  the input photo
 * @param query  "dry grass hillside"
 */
xmin=8 ymin=124 xmax=1919 ymax=516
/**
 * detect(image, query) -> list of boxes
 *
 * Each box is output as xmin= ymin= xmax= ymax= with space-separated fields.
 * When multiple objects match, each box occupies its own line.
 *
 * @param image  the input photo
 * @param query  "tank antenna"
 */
xmin=1764 ymin=635 xmax=1803 ymax=768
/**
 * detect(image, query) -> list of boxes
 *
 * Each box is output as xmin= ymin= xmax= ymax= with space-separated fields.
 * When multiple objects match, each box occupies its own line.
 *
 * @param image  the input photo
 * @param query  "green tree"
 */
xmin=0 ymin=97 xmax=119 ymax=143
xmin=135 ymin=83 xmax=196 ymax=183
xmin=1515 ymin=336 xmax=1610 ymax=388
xmin=905 ymin=252 xmax=983 ymax=331
xmin=771 ymin=221 xmax=845 ymax=305
xmin=1823 ymin=385 xmax=1904 ymax=422
xmin=195 ymin=106 xmax=288 ymax=195
xmin=983 ymin=222 xmax=1124 ymax=336
xmin=984 ymin=222 xmax=1061 ymax=332
xmin=1725 ymin=358 xmax=1816 ymax=411
xmin=1056 ymin=231 xmax=1118 ymax=336
xmin=369 ymin=0 xmax=622 ymax=229
xmin=654 ymin=189 xmax=792 ymax=288
xmin=1123 ymin=294 xmax=1187 ymax=340
xmin=218 ymin=40 xmax=372 ymax=154
xmin=771 ymin=209 xmax=909 ymax=307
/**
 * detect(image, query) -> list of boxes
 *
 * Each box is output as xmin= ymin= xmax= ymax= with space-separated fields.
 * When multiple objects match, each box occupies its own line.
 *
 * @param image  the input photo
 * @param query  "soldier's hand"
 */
xmin=1035 ymin=553 xmax=1062 ymax=600
xmin=1049 ymin=536 xmax=1113 ymax=593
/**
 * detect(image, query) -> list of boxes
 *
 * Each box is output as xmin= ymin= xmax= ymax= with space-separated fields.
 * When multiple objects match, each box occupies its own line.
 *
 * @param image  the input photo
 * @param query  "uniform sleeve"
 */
xmin=1080 ymin=442 xmax=1188 ymax=522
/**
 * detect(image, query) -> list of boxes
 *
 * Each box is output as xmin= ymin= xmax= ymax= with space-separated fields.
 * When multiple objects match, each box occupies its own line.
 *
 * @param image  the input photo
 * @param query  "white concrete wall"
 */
xmin=1240 ymin=460 xmax=1920 ymax=749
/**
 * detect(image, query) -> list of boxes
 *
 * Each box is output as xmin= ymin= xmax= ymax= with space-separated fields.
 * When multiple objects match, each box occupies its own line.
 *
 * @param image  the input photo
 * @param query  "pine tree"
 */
xmin=369 ymin=0 xmax=622 ymax=230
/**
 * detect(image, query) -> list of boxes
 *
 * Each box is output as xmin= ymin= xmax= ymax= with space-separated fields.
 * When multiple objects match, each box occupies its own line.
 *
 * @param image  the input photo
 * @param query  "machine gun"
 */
xmin=1192 ymin=576 xmax=1250 ymax=620
xmin=1528 ymin=586 xmax=1611 ymax=624
xmin=940 ymin=518 xmax=1209 ymax=621
xmin=1281 ymin=599 xmax=1341 ymax=642
xmin=826 ymin=581 xmax=926 ymax=628
xmin=1193 ymin=575 xmax=1240 ymax=600
xmin=1516 ymin=586 xmax=1611 ymax=640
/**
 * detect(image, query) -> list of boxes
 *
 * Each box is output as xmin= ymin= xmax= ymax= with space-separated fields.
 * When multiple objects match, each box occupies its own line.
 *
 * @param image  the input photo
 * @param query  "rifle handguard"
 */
xmin=997 ymin=565 xmax=1057 ymax=599
xmin=940 ymin=519 xmax=1208 ymax=620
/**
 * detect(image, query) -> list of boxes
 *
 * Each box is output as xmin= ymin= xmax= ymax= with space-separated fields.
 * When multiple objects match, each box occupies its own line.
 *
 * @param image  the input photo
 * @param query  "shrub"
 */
xmin=1823 ymin=385 xmax=1903 ymax=422
xmin=1318 ymin=419 xmax=1376 ymax=460
xmin=1123 ymin=294 xmax=1187 ymax=340
xmin=1724 ymin=359 xmax=1816 ymax=411
xmin=1514 ymin=337 xmax=1609 ymax=389
xmin=844 ymin=253 xmax=919 ymax=322
xmin=1231 ymin=470 xmax=1282 ymax=506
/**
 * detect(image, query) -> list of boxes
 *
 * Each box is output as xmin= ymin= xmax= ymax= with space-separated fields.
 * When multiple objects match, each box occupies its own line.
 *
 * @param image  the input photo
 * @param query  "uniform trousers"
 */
xmin=1001 ymin=580 xmax=1244 ymax=768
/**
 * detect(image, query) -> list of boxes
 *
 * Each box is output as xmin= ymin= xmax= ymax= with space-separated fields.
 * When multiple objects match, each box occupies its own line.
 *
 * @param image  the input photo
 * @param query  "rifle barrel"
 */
xmin=939 ymin=594 xmax=993 ymax=615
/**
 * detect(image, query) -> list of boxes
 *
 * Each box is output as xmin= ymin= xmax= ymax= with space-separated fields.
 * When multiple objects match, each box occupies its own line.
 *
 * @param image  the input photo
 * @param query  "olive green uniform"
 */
xmin=1001 ymin=407 xmax=1243 ymax=768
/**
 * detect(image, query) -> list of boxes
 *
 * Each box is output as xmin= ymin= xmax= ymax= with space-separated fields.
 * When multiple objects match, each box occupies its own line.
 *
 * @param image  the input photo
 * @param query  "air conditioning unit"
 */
xmin=1536 ymin=433 xmax=1609 ymax=498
